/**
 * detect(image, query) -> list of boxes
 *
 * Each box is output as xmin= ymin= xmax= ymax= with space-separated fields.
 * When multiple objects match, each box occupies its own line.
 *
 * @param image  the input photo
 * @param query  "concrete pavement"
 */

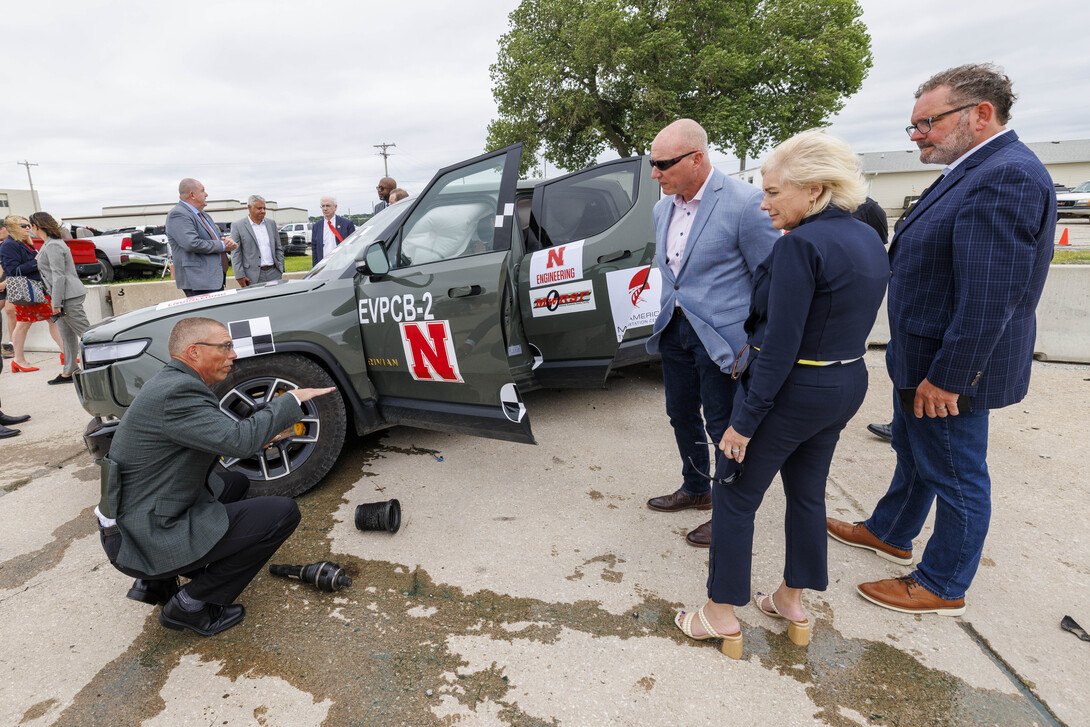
xmin=0 ymin=350 xmax=1086 ymax=725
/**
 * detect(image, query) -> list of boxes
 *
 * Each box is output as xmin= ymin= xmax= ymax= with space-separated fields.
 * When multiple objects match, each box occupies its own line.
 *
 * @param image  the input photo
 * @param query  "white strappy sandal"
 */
xmin=753 ymin=591 xmax=811 ymax=646
xmin=675 ymin=605 xmax=743 ymax=659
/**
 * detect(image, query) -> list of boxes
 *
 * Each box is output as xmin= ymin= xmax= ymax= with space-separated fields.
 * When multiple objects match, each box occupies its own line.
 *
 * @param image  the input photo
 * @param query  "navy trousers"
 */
xmin=708 ymin=360 xmax=868 ymax=605
xmin=659 ymin=313 xmax=738 ymax=496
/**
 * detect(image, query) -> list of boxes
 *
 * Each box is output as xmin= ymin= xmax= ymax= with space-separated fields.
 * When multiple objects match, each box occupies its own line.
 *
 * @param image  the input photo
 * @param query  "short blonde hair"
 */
xmin=4 ymin=214 xmax=29 ymax=235
xmin=762 ymin=129 xmax=867 ymax=216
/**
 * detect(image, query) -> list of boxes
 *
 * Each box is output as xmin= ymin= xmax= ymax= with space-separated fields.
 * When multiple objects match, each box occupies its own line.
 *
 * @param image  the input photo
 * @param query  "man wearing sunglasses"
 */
xmin=97 ymin=317 xmax=335 ymax=636
xmin=644 ymin=119 xmax=779 ymax=547
xmin=827 ymin=64 xmax=1055 ymax=615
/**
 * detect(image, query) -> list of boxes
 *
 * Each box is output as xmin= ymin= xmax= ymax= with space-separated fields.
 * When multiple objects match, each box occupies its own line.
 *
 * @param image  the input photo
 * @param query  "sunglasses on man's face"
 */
xmin=648 ymin=150 xmax=698 ymax=171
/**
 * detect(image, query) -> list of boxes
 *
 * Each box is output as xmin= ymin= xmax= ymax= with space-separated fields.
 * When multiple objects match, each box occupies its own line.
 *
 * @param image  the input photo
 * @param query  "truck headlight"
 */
xmin=82 ymin=339 xmax=151 ymax=366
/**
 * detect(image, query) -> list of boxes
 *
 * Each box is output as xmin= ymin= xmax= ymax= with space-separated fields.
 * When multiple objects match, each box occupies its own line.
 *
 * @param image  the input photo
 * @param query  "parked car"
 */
xmin=76 ymin=226 xmax=171 ymax=283
xmin=75 ymin=145 xmax=661 ymax=498
xmin=31 ymin=238 xmax=101 ymax=280
xmin=279 ymin=222 xmax=312 ymax=244
xmin=1057 ymin=181 xmax=1090 ymax=219
xmin=284 ymin=233 xmax=308 ymax=257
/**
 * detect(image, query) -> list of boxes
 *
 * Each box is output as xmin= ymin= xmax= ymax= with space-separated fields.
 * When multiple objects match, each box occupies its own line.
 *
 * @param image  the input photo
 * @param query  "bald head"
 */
xmin=178 ymin=178 xmax=208 ymax=210
xmin=649 ymin=119 xmax=712 ymax=201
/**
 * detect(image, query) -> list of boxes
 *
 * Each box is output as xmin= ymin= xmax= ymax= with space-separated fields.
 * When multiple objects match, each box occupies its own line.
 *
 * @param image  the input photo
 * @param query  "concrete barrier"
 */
xmin=21 ymin=267 xmax=1090 ymax=364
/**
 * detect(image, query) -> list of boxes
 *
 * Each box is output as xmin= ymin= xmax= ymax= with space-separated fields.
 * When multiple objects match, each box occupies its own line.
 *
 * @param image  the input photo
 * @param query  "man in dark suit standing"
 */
xmin=98 ymin=317 xmax=335 ymax=636
xmin=166 ymin=178 xmax=239 ymax=296
xmin=231 ymin=195 xmax=285 ymax=287
xmin=827 ymin=64 xmax=1055 ymax=615
xmin=643 ymin=119 xmax=779 ymax=547
xmin=311 ymin=196 xmax=356 ymax=266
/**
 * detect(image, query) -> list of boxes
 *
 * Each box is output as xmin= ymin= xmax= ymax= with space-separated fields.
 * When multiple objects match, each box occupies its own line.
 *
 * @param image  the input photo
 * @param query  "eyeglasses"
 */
xmin=19 ymin=223 xmax=32 ymax=229
xmin=376 ymin=185 xmax=390 ymax=190
xmin=193 ymin=341 xmax=234 ymax=351
xmin=905 ymin=103 xmax=976 ymax=138
xmin=648 ymin=150 xmax=698 ymax=171
xmin=689 ymin=442 xmax=745 ymax=486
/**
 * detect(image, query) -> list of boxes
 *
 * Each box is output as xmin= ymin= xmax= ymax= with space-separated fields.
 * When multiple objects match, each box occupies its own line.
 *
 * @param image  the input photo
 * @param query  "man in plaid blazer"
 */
xmin=827 ymin=64 xmax=1055 ymax=615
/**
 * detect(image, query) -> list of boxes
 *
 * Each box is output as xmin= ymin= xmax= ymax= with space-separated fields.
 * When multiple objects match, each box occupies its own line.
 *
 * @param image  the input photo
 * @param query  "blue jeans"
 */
xmin=659 ymin=314 xmax=737 ymax=496
xmin=864 ymin=389 xmax=991 ymax=601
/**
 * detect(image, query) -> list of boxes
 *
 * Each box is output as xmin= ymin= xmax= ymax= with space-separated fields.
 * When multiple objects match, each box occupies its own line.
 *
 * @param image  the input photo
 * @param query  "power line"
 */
xmin=373 ymin=142 xmax=396 ymax=176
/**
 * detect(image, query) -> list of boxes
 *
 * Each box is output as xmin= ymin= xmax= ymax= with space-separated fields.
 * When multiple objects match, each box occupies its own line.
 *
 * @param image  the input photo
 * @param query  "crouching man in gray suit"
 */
xmin=97 ymin=317 xmax=335 ymax=636
xmin=231 ymin=195 xmax=285 ymax=287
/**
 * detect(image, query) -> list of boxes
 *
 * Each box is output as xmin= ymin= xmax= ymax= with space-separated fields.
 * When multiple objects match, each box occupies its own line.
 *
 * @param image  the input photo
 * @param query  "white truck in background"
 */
xmin=70 ymin=226 xmax=171 ymax=283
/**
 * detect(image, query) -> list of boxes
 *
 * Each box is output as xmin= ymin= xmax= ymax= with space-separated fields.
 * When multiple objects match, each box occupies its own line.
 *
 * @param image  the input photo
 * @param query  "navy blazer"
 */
xmin=311 ymin=215 xmax=357 ymax=266
xmin=645 ymin=169 xmax=780 ymax=372
xmin=731 ymin=207 xmax=889 ymax=437
xmin=886 ymin=131 xmax=1055 ymax=410
xmin=0 ymin=237 xmax=43 ymax=282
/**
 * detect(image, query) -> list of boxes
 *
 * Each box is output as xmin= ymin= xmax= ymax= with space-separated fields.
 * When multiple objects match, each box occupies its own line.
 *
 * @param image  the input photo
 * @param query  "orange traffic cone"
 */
xmin=1058 ymin=228 xmax=1070 ymax=246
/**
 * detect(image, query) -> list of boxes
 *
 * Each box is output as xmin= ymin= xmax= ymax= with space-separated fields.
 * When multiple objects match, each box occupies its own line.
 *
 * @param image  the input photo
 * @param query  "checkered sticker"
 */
xmin=229 ymin=317 xmax=275 ymax=358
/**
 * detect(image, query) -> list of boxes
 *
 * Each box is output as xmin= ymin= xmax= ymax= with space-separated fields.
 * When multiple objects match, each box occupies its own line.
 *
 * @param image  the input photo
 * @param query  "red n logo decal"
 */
xmin=400 ymin=321 xmax=464 ymax=382
xmin=546 ymin=247 xmax=565 ymax=268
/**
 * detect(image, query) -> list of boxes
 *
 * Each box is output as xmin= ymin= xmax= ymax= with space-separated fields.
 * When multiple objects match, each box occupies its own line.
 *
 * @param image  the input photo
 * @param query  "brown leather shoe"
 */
xmin=857 ymin=575 xmax=966 ymax=616
xmin=826 ymin=518 xmax=912 ymax=565
xmin=647 ymin=490 xmax=712 ymax=512
xmin=685 ymin=520 xmax=712 ymax=547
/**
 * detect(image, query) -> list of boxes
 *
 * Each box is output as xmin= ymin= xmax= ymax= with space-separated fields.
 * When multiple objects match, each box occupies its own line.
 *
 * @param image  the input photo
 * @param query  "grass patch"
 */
xmin=1053 ymin=249 xmax=1090 ymax=264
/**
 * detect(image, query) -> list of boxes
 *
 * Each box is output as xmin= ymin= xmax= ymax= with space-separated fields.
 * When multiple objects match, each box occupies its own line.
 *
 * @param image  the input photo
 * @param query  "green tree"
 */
xmin=487 ymin=0 xmax=872 ymax=174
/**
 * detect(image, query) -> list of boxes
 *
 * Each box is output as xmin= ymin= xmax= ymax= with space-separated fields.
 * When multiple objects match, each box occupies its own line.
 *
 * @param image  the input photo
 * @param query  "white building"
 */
xmin=64 ymin=199 xmax=309 ymax=231
xmin=0 ymin=188 xmax=42 ymax=219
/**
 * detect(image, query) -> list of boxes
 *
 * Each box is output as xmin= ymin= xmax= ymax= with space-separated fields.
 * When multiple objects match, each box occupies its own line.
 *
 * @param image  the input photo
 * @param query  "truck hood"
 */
xmin=84 ymin=278 xmax=328 ymax=343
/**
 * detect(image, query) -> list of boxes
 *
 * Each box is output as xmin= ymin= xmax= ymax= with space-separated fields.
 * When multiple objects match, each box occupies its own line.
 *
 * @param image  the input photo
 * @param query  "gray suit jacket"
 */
xmin=166 ymin=202 xmax=226 ymax=291
xmin=36 ymin=237 xmax=87 ymax=305
xmin=645 ymin=169 xmax=780 ymax=372
xmin=107 ymin=359 xmax=303 ymax=575
xmin=230 ymin=216 xmax=285 ymax=282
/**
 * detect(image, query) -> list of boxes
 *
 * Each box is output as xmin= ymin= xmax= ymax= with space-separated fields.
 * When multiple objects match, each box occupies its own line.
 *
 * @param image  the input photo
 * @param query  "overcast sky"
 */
xmin=2 ymin=0 xmax=1086 ymax=221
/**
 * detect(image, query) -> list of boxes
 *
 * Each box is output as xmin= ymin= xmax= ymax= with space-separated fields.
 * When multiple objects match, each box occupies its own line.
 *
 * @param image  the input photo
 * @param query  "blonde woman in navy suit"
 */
xmin=675 ymin=130 xmax=888 ymax=658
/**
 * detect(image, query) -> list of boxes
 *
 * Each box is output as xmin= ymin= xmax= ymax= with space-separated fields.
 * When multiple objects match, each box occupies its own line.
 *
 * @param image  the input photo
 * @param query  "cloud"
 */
xmin=3 ymin=0 xmax=1084 ymax=217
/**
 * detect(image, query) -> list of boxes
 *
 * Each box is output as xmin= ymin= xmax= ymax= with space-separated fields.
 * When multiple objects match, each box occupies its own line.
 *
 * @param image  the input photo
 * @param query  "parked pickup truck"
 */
xmin=30 ymin=238 xmax=102 ymax=280
xmin=72 ymin=226 xmax=170 ymax=283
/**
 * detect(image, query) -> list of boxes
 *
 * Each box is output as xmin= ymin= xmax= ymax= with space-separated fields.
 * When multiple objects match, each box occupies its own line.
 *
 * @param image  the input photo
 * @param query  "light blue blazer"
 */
xmin=645 ymin=169 xmax=780 ymax=372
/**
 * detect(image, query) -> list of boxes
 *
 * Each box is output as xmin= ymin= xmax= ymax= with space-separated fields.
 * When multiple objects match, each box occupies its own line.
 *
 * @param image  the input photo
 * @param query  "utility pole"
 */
xmin=17 ymin=160 xmax=40 ymax=212
xmin=373 ymin=143 xmax=396 ymax=177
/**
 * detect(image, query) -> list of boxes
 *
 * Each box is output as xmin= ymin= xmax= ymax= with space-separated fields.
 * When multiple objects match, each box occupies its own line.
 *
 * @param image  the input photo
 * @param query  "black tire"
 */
xmin=89 ymin=255 xmax=114 ymax=284
xmin=212 ymin=353 xmax=347 ymax=498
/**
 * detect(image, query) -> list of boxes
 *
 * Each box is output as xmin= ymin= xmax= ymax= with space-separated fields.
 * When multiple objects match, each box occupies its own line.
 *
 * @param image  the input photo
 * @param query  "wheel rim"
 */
xmin=217 ymin=375 xmax=320 ymax=481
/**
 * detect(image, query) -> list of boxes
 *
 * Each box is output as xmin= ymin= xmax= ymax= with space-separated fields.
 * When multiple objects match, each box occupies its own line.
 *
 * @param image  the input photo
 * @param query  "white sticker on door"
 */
xmin=529 ymin=240 xmax=584 ymax=288
xmin=605 ymin=266 xmax=661 ymax=342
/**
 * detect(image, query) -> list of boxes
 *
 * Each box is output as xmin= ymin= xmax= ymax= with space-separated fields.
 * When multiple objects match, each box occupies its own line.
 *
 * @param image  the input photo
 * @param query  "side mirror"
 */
xmin=356 ymin=242 xmax=390 ymax=277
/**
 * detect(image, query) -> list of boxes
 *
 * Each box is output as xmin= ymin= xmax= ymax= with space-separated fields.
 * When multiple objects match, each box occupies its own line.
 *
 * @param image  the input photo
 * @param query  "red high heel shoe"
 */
xmin=11 ymin=362 xmax=39 ymax=373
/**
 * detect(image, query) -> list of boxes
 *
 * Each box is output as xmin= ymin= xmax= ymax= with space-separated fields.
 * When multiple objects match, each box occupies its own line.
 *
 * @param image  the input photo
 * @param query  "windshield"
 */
xmin=306 ymin=200 xmax=412 ymax=280
xmin=1071 ymin=181 xmax=1090 ymax=193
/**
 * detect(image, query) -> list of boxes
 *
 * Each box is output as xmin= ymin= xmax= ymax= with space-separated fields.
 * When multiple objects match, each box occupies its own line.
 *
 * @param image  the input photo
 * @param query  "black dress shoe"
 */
xmin=0 ymin=425 xmax=20 ymax=439
xmin=866 ymin=422 xmax=893 ymax=442
xmin=647 ymin=490 xmax=712 ymax=512
xmin=0 ymin=411 xmax=30 ymax=426
xmin=685 ymin=520 xmax=712 ymax=547
xmin=159 ymin=597 xmax=246 ymax=636
xmin=127 ymin=577 xmax=180 ymax=606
